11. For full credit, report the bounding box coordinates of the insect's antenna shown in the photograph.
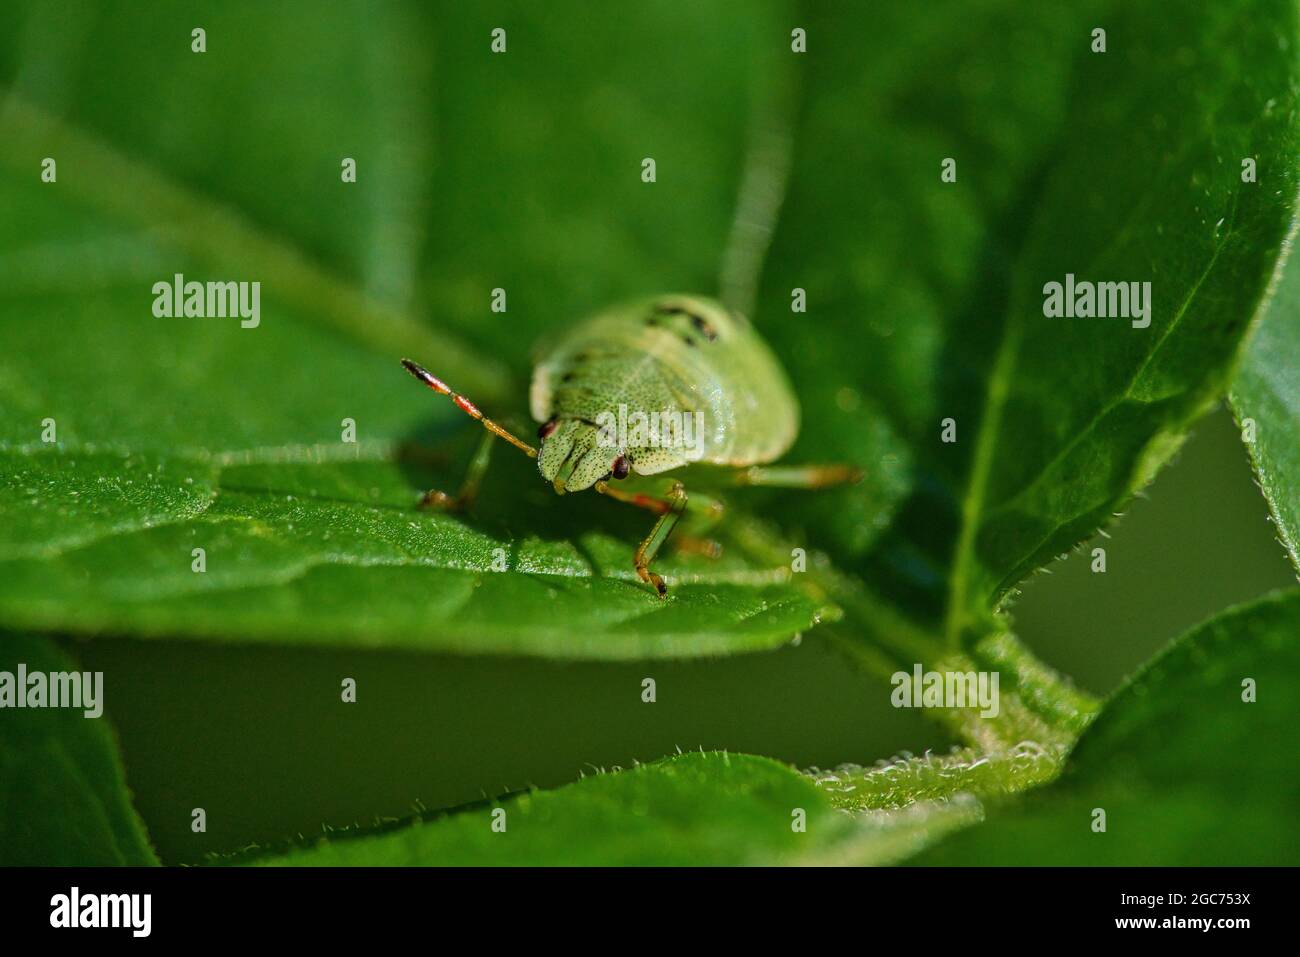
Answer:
[401,358,537,458]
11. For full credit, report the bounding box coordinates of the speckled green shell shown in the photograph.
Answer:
[529,295,800,491]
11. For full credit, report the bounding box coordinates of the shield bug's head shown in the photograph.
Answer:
[536,417,626,494]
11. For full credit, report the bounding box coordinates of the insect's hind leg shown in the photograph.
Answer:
[418,429,496,512]
[595,479,689,598]
[727,463,863,489]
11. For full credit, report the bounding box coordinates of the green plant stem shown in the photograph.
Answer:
[724,510,1100,753]
[806,740,1070,813]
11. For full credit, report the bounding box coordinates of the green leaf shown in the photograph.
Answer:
[7,1,1294,666]
[0,1,829,658]
[1230,244,1300,575]
[0,445,832,658]
[910,589,1300,865]
[241,751,860,866]
[0,634,158,865]
[243,744,1078,867]
[753,0,1300,642]
[242,741,1082,868]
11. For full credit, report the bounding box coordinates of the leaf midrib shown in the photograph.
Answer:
[942,106,1250,642]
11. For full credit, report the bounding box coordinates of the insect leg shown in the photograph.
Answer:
[418,429,495,512]
[590,481,674,514]
[674,489,725,558]
[597,479,724,558]
[672,535,723,559]
[727,463,863,488]
[401,358,537,458]
[595,479,688,598]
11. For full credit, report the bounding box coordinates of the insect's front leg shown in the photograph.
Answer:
[598,477,725,555]
[594,479,689,597]
[418,429,496,512]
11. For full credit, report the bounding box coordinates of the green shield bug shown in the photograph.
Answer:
[402,294,860,597]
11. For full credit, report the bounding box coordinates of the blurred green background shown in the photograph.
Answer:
[69,405,1295,863]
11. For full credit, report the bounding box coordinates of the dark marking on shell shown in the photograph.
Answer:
[653,300,717,342]
[690,314,718,341]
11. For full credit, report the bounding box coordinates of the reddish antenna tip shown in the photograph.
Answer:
[401,358,450,395]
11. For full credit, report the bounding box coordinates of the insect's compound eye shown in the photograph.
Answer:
[612,455,630,480]
[537,418,559,441]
